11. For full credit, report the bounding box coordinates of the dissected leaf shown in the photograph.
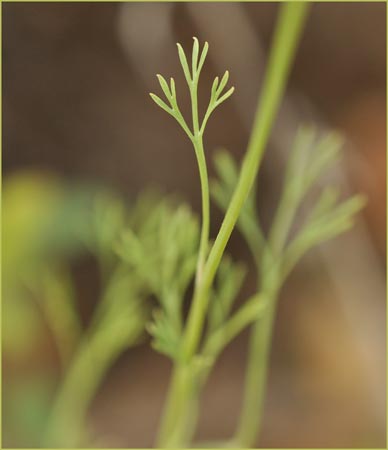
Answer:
[116,195,200,359]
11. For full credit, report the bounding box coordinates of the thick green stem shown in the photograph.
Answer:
[155,363,201,448]
[42,301,144,449]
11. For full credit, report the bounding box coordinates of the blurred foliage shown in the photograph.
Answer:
[2,172,150,447]
[3,172,72,359]
[211,126,366,283]
[210,126,365,446]
[2,127,366,448]
[207,256,247,334]
[3,171,248,447]
[117,195,199,360]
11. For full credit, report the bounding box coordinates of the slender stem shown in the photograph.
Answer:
[182,1,310,362]
[233,169,306,446]
[156,4,309,446]
[155,68,210,450]
[193,137,210,286]
[235,295,277,447]
[233,186,304,447]
[190,75,210,287]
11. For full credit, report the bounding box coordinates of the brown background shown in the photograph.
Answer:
[3,2,386,448]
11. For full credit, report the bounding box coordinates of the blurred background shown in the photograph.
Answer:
[2,2,386,448]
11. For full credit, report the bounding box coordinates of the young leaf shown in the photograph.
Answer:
[156,74,172,101]
[192,37,199,76]
[150,93,172,114]
[177,43,192,85]
[197,41,209,76]
[216,71,230,97]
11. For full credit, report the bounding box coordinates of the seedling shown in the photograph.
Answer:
[4,3,365,448]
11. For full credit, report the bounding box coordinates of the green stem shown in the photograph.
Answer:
[193,136,210,287]
[43,299,143,448]
[233,162,306,446]
[182,0,309,363]
[203,292,267,359]
[155,363,201,448]
[43,332,119,447]
[235,296,277,447]
[155,74,210,450]
[233,189,302,447]
[156,3,309,447]
[190,73,210,288]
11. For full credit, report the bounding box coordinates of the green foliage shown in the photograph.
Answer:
[150,38,235,323]
[28,265,81,367]
[116,193,253,382]
[207,256,247,334]
[211,125,365,447]
[5,375,56,446]
[75,189,126,276]
[43,189,151,447]
[148,37,238,370]
[150,37,234,141]
[211,150,264,266]
[2,173,151,447]
[117,195,200,360]
[269,126,366,280]
[5,6,366,448]
[90,268,147,353]
[2,287,45,359]
[2,172,66,284]
[211,125,366,285]
[2,173,82,363]
[148,7,317,445]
